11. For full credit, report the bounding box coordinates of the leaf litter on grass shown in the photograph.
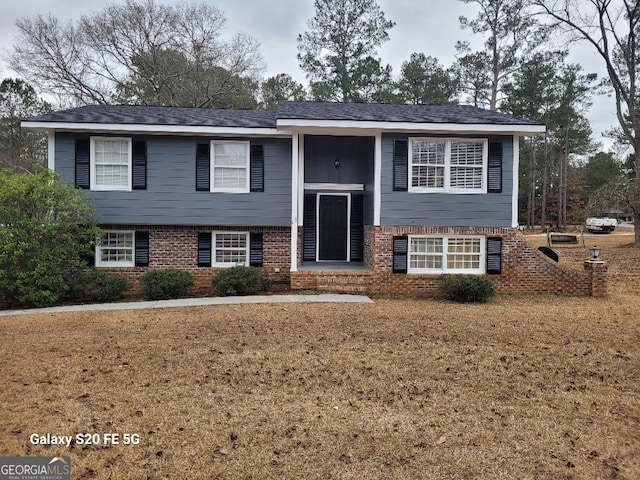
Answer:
[0,231,639,479]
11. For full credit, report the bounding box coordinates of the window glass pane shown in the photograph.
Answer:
[450,141,484,190]
[214,167,247,189]
[411,141,445,189]
[451,167,483,189]
[215,233,247,265]
[212,143,248,189]
[410,237,443,270]
[94,139,129,187]
[214,143,247,167]
[412,141,445,165]
[451,142,483,165]
[100,232,133,264]
[446,238,481,270]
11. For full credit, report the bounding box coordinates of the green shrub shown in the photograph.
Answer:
[68,269,129,303]
[0,167,100,308]
[140,269,194,300]
[212,266,270,296]
[440,275,495,303]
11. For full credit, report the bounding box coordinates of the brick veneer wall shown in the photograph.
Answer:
[293,225,608,297]
[98,225,290,294]
[98,224,607,298]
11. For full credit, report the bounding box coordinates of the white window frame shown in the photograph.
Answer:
[90,137,132,191]
[212,231,250,267]
[210,140,250,193]
[96,230,135,267]
[408,235,486,274]
[408,138,488,194]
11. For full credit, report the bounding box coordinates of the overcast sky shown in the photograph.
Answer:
[0,0,617,151]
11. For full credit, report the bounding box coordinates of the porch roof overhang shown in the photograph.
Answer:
[276,118,546,137]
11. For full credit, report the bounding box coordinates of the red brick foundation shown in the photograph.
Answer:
[98,224,607,298]
[98,225,290,295]
[292,226,608,297]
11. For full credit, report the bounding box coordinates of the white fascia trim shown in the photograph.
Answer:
[21,122,284,137]
[276,118,546,135]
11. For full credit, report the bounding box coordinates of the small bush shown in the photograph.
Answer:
[212,266,270,296]
[440,275,495,303]
[140,269,194,300]
[69,269,129,303]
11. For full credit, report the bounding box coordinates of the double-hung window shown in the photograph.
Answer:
[96,231,134,267]
[213,232,249,266]
[408,235,485,274]
[91,137,132,190]
[409,138,487,193]
[211,141,250,192]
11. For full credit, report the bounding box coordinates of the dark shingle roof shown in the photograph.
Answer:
[277,101,542,126]
[25,102,542,128]
[26,104,277,128]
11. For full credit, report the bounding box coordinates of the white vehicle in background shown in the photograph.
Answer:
[586,217,618,233]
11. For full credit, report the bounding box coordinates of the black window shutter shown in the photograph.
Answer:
[196,143,210,191]
[250,232,264,267]
[393,139,409,191]
[486,236,502,274]
[132,140,147,190]
[350,194,364,262]
[135,231,150,267]
[488,142,503,193]
[393,236,408,273]
[75,138,90,189]
[250,144,264,192]
[197,232,212,267]
[303,194,317,261]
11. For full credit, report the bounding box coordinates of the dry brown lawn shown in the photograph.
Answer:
[1,229,639,479]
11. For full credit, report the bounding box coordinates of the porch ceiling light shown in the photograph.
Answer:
[589,244,601,259]
[334,158,341,169]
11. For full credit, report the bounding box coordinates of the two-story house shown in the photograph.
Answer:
[23,101,606,296]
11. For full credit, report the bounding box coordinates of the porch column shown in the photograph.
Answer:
[374,131,382,226]
[48,131,55,170]
[291,133,299,272]
[512,135,520,228]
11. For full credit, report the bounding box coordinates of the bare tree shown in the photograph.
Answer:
[10,0,265,107]
[531,0,640,244]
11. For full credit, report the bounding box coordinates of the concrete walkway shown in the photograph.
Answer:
[0,294,374,317]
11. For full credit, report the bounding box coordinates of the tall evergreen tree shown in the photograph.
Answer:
[503,55,595,228]
[532,0,640,244]
[297,0,395,102]
[456,0,547,110]
[397,53,460,105]
[0,78,51,172]
[260,74,307,109]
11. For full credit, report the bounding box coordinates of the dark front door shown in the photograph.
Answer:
[318,194,348,261]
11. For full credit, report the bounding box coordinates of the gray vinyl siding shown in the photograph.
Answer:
[380,133,514,227]
[304,135,375,225]
[55,133,291,226]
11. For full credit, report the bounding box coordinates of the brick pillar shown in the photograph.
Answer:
[584,260,608,297]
